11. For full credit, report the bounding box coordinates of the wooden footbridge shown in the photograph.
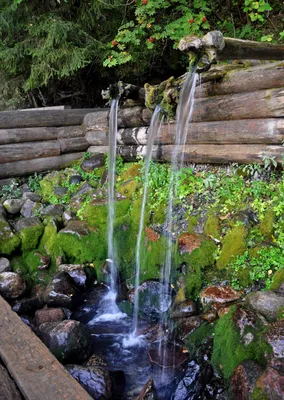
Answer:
[0,295,92,400]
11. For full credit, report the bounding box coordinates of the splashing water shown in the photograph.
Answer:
[159,67,198,371]
[123,105,164,347]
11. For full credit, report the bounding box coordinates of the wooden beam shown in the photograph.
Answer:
[219,37,284,61]
[58,138,89,154]
[112,119,284,146]
[0,296,92,400]
[0,141,61,163]
[0,153,84,178]
[88,144,284,164]
[0,109,101,129]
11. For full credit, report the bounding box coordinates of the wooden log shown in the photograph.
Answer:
[82,110,109,132]
[197,62,284,98]
[112,144,284,164]
[0,364,21,400]
[85,131,108,146]
[114,118,284,145]
[0,126,84,145]
[192,88,284,122]
[118,106,144,128]
[0,296,92,400]
[58,137,89,153]
[219,37,284,61]
[0,141,60,163]
[0,109,100,129]
[0,153,84,178]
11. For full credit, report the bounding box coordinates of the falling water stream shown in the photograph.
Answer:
[123,105,164,347]
[159,67,198,372]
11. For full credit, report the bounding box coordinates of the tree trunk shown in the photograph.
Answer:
[58,138,89,153]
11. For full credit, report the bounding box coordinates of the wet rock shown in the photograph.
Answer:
[66,364,112,399]
[0,215,21,254]
[256,367,284,400]
[148,342,189,368]
[171,360,213,400]
[34,252,50,271]
[62,210,76,225]
[22,191,42,202]
[81,154,105,172]
[0,364,22,400]
[35,308,67,325]
[12,296,44,315]
[178,233,202,255]
[137,323,165,343]
[128,280,171,321]
[145,227,160,243]
[0,204,6,217]
[20,199,43,218]
[41,204,64,217]
[58,264,87,287]
[230,360,264,400]
[59,220,89,238]
[172,300,197,318]
[54,187,68,197]
[202,309,217,323]
[233,306,258,336]
[200,285,241,305]
[175,316,203,341]
[85,354,108,367]
[77,183,94,195]
[39,320,92,363]
[265,320,284,359]
[44,272,81,308]
[246,291,284,322]
[217,305,231,318]
[137,379,157,400]
[0,272,26,299]
[3,198,24,214]
[0,257,11,273]
[69,174,83,185]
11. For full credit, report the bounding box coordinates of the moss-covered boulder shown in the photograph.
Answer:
[0,216,21,255]
[259,208,274,239]
[217,225,247,270]
[15,217,44,251]
[204,212,221,239]
[211,305,271,380]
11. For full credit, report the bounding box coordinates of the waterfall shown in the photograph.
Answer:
[123,105,164,347]
[159,67,198,366]
[107,98,119,293]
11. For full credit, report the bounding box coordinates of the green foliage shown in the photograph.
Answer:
[28,173,43,192]
[0,180,21,200]
[230,246,284,290]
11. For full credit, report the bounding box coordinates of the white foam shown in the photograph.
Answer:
[122,333,145,348]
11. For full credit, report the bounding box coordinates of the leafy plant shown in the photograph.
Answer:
[28,173,43,192]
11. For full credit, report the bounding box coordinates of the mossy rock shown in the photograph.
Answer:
[259,208,274,239]
[204,212,220,239]
[116,179,140,199]
[217,225,247,270]
[84,199,131,229]
[39,220,61,257]
[187,321,215,356]
[270,269,284,290]
[16,218,44,251]
[151,204,166,224]
[22,250,57,285]
[0,217,21,255]
[120,163,141,181]
[211,306,271,380]
[184,265,202,300]
[39,170,68,200]
[187,215,198,233]
[252,387,269,400]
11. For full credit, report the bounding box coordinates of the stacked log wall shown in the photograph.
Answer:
[0,62,283,178]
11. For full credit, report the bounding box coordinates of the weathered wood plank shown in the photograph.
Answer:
[196,62,284,98]
[114,119,284,145]
[0,364,22,400]
[88,144,284,165]
[58,137,89,153]
[0,296,92,400]
[219,37,284,61]
[0,141,61,163]
[0,153,84,178]
[0,109,100,129]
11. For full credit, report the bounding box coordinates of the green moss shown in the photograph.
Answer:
[187,215,198,233]
[185,265,202,300]
[20,224,44,251]
[39,171,66,200]
[0,218,21,255]
[139,234,168,280]
[184,240,217,269]
[270,268,284,290]
[259,208,274,239]
[212,306,271,380]
[204,213,220,238]
[117,180,140,199]
[217,225,247,270]
[58,230,107,266]
[39,221,61,257]
[252,387,269,400]
[187,321,215,356]
[84,200,107,228]
[151,204,166,224]
[120,163,141,181]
